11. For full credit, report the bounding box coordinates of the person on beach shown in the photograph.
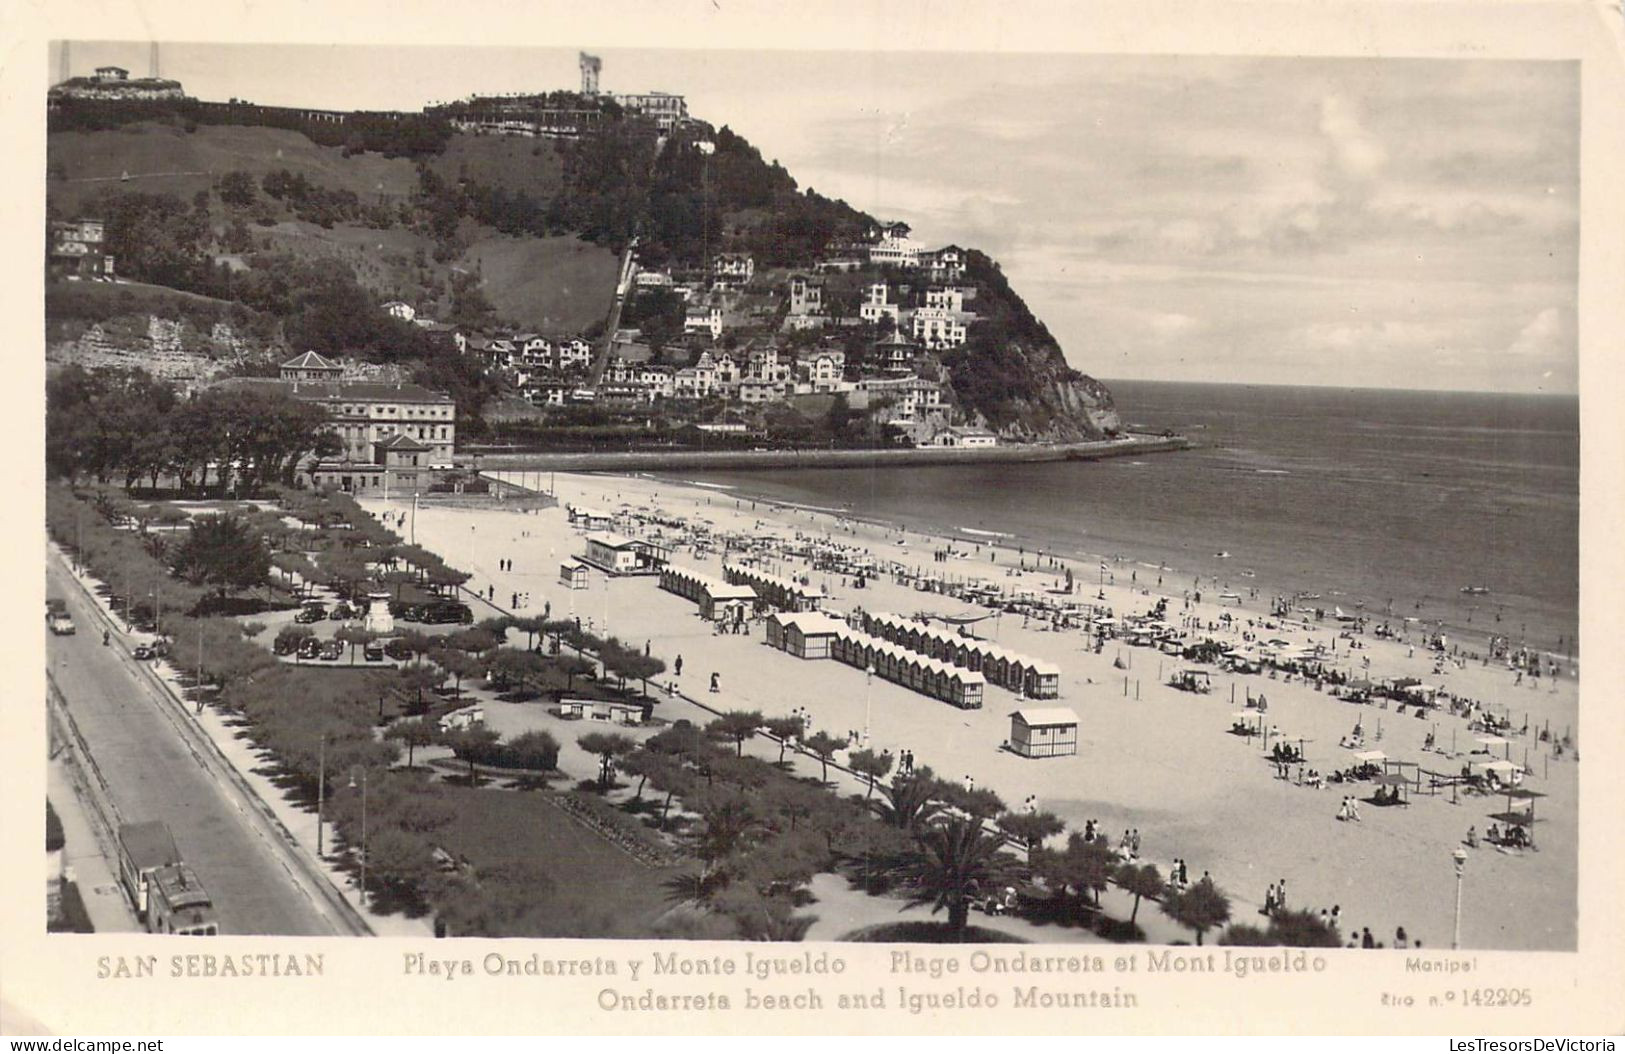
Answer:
[675,655,683,677]
[709,672,720,693]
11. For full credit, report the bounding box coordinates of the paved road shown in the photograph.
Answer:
[46,559,336,936]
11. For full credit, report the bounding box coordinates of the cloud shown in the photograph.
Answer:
[1506,307,1565,358]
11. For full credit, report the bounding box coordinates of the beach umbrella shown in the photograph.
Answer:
[1496,786,1546,826]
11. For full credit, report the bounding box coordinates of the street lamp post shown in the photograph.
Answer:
[863,665,876,747]
[316,735,326,856]
[349,769,369,909]
[1451,846,1468,949]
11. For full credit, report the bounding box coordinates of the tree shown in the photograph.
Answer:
[1034,833,1115,914]
[396,662,444,715]
[168,515,271,596]
[762,715,805,765]
[385,717,438,768]
[801,731,848,784]
[577,732,638,792]
[1113,861,1166,925]
[441,725,501,784]
[428,646,482,697]
[846,748,894,799]
[890,816,1022,940]
[1161,875,1232,946]
[218,170,258,208]
[275,623,316,661]
[997,810,1066,864]
[1264,908,1342,948]
[707,710,765,758]
[1217,924,1276,946]
[335,624,375,666]
[620,747,679,801]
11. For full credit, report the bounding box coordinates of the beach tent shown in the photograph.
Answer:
[1352,750,1388,763]
[1369,772,1412,805]
[1492,787,1546,826]
[1476,735,1513,759]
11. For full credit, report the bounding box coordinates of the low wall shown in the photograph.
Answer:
[468,435,1190,474]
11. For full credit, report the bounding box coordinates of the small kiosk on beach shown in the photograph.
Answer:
[1010,707,1079,758]
[559,561,591,590]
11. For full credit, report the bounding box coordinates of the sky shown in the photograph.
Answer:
[51,42,1579,393]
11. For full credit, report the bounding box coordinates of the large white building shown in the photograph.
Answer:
[911,307,968,350]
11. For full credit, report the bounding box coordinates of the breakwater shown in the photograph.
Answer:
[466,434,1189,473]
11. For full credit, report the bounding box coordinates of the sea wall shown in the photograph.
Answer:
[467,434,1190,474]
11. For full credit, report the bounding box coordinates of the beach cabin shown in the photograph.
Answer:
[567,505,616,531]
[581,532,664,576]
[766,611,847,658]
[724,563,826,612]
[659,565,759,623]
[553,698,646,725]
[559,561,591,590]
[1010,708,1079,758]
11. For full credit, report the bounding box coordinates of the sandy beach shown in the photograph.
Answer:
[361,470,1578,950]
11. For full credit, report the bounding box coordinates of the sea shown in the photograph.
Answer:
[661,381,1580,656]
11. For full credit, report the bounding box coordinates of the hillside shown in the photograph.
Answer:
[44,104,1118,441]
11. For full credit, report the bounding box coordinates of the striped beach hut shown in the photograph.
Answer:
[1010,707,1079,758]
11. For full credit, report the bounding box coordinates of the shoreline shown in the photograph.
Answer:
[463,433,1191,473]
[621,471,1578,669]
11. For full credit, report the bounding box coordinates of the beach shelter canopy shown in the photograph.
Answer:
[1480,759,1520,774]
[1504,788,1546,801]
[1353,750,1388,763]
[1231,711,1262,723]
[1372,773,1409,786]
[1477,736,1511,748]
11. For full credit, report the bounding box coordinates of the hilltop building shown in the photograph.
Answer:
[48,218,114,280]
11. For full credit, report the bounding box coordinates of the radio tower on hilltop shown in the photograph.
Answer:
[579,52,600,96]
[150,41,160,79]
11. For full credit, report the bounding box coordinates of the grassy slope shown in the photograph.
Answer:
[258,220,439,300]
[433,787,681,936]
[425,135,564,198]
[47,123,420,214]
[47,125,617,334]
[460,230,617,335]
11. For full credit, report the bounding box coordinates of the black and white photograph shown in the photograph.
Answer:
[9,1,1624,1038]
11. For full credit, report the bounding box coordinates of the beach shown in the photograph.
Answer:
[362,468,1578,950]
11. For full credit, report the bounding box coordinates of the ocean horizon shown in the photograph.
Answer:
[662,379,1580,656]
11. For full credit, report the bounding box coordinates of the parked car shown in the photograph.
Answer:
[132,644,153,660]
[272,636,295,656]
[319,639,344,661]
[295,606,325,625]
[420,602,474,625]
[329,602,355,621]
[296,637,322,660]
[150,638,171,658]
[388,601,422,623]
[363,641,385,662]
[383,638,414,662]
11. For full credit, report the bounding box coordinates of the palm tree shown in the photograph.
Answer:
[890,816,1022,940]
[874,768,943,831]
[1161,875,1232,946]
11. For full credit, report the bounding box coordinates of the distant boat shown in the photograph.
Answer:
[1240,569,1256,578]
[1460,586,1491,596]
[1215,551,1231,559]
